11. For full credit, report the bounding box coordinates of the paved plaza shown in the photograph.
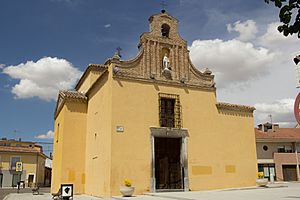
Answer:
[3,182,300,200]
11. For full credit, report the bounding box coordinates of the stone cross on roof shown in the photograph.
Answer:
[116,47,122,57]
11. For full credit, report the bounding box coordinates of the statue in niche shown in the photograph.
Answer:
[162,53,172,79]
[163,54,171,71]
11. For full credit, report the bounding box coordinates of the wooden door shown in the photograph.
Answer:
[283,165,297,181]
[155,137,182,190]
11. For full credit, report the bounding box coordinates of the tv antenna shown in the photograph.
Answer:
[268,114,273,124]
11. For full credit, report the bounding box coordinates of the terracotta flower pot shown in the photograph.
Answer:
[120,186,135,197]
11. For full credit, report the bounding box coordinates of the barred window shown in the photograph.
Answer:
[159,93,181,128]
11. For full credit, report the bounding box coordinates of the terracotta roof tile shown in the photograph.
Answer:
[255,128,300,140]
[0,146,41,153]
[59,90,87,100]
[216,102,255,112]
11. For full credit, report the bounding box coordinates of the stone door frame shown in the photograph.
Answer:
[150,127,189,192]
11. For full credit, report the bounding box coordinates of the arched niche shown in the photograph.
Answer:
[160,48,170,68]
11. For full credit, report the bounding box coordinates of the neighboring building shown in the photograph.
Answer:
[256,123,300,181]
[52,11,257,197]
[44,158,52,187]
[0,138,47,187]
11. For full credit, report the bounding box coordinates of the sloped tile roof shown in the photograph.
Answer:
[216,102,255,112]
[0,146,41,153]
[59,90,87,100]
[75,64,107,90]
[255,128,300,140]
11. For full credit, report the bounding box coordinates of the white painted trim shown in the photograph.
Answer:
[150,127,189,192]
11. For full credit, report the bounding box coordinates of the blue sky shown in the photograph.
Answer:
[0,0,299,155]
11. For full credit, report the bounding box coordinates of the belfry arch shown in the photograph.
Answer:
[161,23,170,37]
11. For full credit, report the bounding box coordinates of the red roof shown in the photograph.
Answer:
[255,128,300,141]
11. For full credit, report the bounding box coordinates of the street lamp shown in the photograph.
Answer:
[294,55,300,65]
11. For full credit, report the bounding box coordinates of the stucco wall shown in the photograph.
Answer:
[51,108,65,193]
[51,101,87,194]
[77,70,102,94]
[256,142,294,159]
[84,71,112,197]
[0,152,45,187]
[109,78,257,195]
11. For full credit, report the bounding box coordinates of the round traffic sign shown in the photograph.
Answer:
[294,93,300,124]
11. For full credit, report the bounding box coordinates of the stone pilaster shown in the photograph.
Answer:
[156,42,160,77]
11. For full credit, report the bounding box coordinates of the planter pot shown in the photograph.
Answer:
[256,178,268,187]
[120,186,135,197]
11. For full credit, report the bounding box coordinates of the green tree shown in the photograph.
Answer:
[265,0,300,38]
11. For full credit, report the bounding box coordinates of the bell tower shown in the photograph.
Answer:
[109,11,215,90]
[139,10,190,81]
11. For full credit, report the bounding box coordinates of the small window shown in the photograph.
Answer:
[160,98,175,127]
[277,146,285,153]
[263,145,268,151]
[159,93,181,128]
[277,145,293,153]
[285,145,293,153]
[10,156,21,170]
[161,24,170,37]
[56,123,60,143]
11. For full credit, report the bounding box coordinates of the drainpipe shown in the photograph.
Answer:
[295,142,300,181]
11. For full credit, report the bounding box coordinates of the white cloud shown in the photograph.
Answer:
[254,99,296,127]
[227,20,258,42]
[0,64,5,69]
[2,57,82,101]
[258,22,299,51]
[189,39,275,88]
[35,130,54,139]
[104,24,111,28]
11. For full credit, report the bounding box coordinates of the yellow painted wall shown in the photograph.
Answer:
[77,70,102,93]
[84,70,112,197]
[51,101,87,194]
[108,78,257,195]
[0,152,45,185]
[51,107,65,193]
[52,66,257,197]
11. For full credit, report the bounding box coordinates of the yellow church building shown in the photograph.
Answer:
[52,11,257,197]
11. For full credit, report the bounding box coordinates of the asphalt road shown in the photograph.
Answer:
[0,188,50,200]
